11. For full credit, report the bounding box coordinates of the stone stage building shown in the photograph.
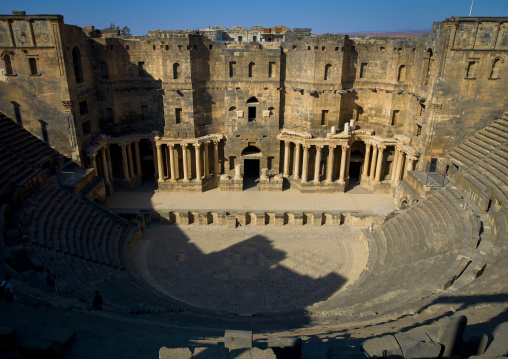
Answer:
[1,13,506,195]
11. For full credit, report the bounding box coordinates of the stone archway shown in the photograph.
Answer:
[241,145,262,190]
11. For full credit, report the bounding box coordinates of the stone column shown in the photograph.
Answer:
[362,141,371,178]
[391,148,400,182]
[394,150,405,183]
[101,148,110,185]
[407,156,417,172]
[173,146,179,180]
[301,145,310,183]
[213,140,220,175]
[121,143,130,180]
[283,141,290,177]
[313,145,323,184]
[369,145,378,181]
[326,145,336,183]
[169,144,176,181]
[338,145,349,184]
[134,140,141,176]
[127,142,135,178]
[156,144,164,181]
[90,153,98,176]
[345,144,351,179]
[203,142,210,178]
[293,143,301,180]
[106,145,113,180]
[374,145,386,183]
[186,146,192,178]
[194,143,202,182]
[151,140,158,179]
[182,143,189,181]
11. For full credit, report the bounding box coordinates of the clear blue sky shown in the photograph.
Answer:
[2,0,507,35]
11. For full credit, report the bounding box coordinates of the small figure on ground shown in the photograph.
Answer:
[1,275,15,303]
[46,269,58,294]
[92,290,105,311]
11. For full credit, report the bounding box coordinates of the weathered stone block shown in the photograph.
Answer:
[158,347,192,359]
[228,348,275,358]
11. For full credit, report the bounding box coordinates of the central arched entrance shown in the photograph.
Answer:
[241,145,261,190]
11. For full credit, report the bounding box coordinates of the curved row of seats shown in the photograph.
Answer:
[311,184,484,318]
[20,184,131,270]
[0,113,61,205]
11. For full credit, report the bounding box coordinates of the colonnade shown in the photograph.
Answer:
[156,139,221,182]
[282,140,352,184]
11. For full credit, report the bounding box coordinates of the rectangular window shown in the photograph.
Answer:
[106,108,114,123]
[238,36,243,43]
[253,36,257,42]
[153,45,156,50]
[101,62,108,79]
[166,45,169,50]
[175,108,182,124]
[82,120,91,135]
[321,110,329,126]
[360,63,367,79]
[391,110,399,126]
[269,62,275,78]
[267,156,274,170]
[416,124,422,137]
[209,45,213,50]
[79,100,88,116]
[229,156,235,171]
[229,61,236,77]
[125,45,129,50]
[138,62,145,77]
[248,107,256,122]
[28,58,38,75]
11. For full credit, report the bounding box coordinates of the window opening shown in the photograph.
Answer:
[79,100,88,116]
[229,61,236,77]
[360,63,367,79]
[321,110,329,126]
[4,54,13,75]
[391,110,399,126]
[175,108,182,124]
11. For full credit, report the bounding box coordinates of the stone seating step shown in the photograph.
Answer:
[449,150,473,168]
[478,162,508,193]
[466,166,508,205]
[452,147,475,165]
[400,210,427,257]
[483,126,508,142]
[411,203,439,253]
[484,156,508,179]
[394,214,417,261]
[419,198,447,249]
[458,143,484,161]
[469,135,497,153]
[478,128,505,145]
[463,140,490,157]
[489,122,508,135]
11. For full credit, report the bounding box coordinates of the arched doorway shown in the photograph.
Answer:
[349,150,363,187]
[241,145,261,190]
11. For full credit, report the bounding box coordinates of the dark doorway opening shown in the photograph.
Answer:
[248,107,256,122]
[243,159,260,190]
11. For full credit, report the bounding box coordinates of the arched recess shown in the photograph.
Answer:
[490,57,503,79]
[228,106,236,111]
[246,97,259,122]
[268,107,275,116]
[173,63,180,79]
[324,64,332,80]
[72,47,83,83]
[241,146,261,156]
[397,65,406,82]
[248,62,255,78]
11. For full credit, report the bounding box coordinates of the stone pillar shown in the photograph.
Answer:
[121,143,130,180]
[173,146,179,180]
[338,145,349,184]
[345,144,351,179]
[313,145,323,184]
[293,143,301,180]
[234,164,242,179]
[203,142,210,178]
[369,145,378,181]
[101,148,110,185]
[182,143,189,182]
[169,144,176,181]
[106,145,113,180]
[407,156,417,172]
[213,140,220,175]
[90,153,98,176]
[151,141,158,179]
[301,145,310,183]
[134,140,141,176]
[156,144,164,182]
[374,145,386,183]
[326,145,336,183]
[127,142,135,178]
[391,148,400,182]
[283,141,290,177]
[394,150,405,183]
[362,141,371,177]
[186,146,192,178]
[194,143,202,182]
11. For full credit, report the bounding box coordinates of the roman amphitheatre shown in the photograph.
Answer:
[0,11,507,358]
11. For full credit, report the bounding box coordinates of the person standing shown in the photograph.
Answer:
[1,275,15,303]
[92,290,105,310]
